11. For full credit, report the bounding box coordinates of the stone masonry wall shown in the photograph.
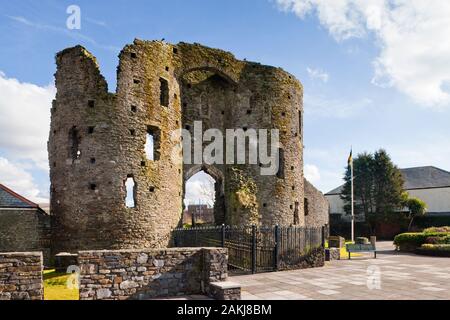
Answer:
[304,178,329,228]
[278,247,325,271]
[49,40,305,254]
[0,252,43,300]
[78,247,228,300]
[0,209,51,266]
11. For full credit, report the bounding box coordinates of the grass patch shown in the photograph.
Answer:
[43,269,79,300]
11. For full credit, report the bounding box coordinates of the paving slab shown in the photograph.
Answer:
[232,241,450,300]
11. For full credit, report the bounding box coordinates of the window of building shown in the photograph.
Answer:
[69,126,81,160]
[304,198,309,216]
[125,176,136,208]
[294,201,300,225]
[145,126,161,161]
[159,78,169,107]
[276,148,285,179]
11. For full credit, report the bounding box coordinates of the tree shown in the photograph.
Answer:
[403,195,427,231]
[199,178,215,208]
[341,152,374,218]
[340,149,405,234]
[372,150,405,216]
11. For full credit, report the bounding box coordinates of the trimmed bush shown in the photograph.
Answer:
[420,244,450,251]
[393,232,449,251]
[440,235,450,244]
[423,226,450,233]
[425,235,450,244]
[425,236,442,244]
[417,244,450,257]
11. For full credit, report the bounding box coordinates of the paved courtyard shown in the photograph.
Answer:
[230,242,450,300]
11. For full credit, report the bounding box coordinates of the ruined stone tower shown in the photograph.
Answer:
[49,40,304,254]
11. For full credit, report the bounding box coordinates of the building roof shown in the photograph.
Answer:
[401,166,450,189]
[0,184,43,210]
[325,166,450,195]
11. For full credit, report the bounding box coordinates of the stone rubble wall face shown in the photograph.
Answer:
[0,252,43,300]
[304,179,330,228]
[0,210,51,265]
[278,247,325,271]
[78,247,228,300]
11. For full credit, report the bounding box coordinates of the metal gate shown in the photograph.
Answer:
[172,225,326,274]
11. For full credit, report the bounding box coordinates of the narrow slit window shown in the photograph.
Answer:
[298,111,302,134]
[294,201,300,225]
[304,198,309,216]
[276,148,285,179]
[68,126,81,160]
[125,177,136,208]
[145,126,161,161]
[159,78,169,107]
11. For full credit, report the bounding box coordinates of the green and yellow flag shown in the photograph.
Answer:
[348,149,353,167]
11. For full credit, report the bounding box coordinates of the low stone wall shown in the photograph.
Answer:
[278,247,325,271]
[0,252,43,300]
[209,281,241,300]
[78,247,233,300]
[325,248,340,261]
[328,236,345,248]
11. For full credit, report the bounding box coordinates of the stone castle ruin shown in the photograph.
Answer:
[48,39,328,255]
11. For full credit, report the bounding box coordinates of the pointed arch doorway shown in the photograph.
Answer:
[183,164,225,226]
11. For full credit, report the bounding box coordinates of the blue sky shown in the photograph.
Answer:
[1,0,450,204]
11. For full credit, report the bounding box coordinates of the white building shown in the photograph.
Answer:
[326,166,450,221]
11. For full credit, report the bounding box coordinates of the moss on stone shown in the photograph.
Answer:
[229,167,259,225]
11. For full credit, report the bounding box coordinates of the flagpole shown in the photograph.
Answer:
[351,156,355,243]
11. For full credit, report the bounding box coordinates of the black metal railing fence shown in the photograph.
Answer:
[172,224,326,274]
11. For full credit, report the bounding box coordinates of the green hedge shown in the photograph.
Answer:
[420,244,450,251]
[423,226,450,233]
[393,232,449,250]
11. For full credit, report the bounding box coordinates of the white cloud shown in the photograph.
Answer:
[85,17,108,27]
[387,135,450,172]
[304,93,372,118]
[6,15,120,52]
[0,72,55,170]
[0,157,48,203]
[304,164,321,184]
[307,67,329,83]
[276,0,450,108]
